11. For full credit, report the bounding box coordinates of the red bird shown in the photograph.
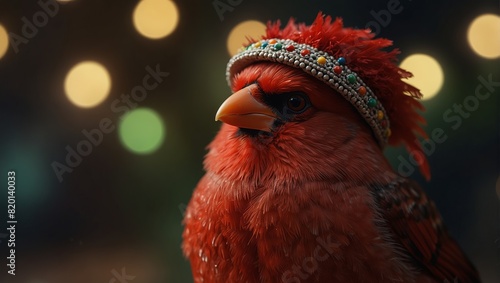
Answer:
[182,13,480,283]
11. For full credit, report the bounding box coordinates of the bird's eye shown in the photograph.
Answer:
[286,94,307,113]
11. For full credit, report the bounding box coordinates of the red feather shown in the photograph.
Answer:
[373,179,480,282]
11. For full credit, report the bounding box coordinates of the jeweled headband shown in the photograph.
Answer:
[226,38,391,147]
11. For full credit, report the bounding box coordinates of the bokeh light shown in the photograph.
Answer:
[399,54,444,100]
[133,0,179,39]
[64,61,111,108]
[227,20,266,56]
[0,24,8,60]
[467,14,500,59]
[119,108,165,154]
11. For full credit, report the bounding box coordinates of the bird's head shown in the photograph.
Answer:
[207,13,431,183]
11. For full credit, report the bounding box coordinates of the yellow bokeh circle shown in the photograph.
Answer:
[64,61,112,108]
[400,54,444,100]
[133,0,179,39]
[227,20,266,56]
[0,24,9,60]
[467,14,500,59]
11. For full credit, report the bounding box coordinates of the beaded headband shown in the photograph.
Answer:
[226,38,391,147]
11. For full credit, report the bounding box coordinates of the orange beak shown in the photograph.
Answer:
[215,84,277,132]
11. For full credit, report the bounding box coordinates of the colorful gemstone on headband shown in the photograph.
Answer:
[333,66,342,75]
[269,39,277,44]
[358,86,367,96]
[386,128,392,137]
[317,56,327,65]
[254,41,261,48]
[381,120,388,127]
[300,49,310,56]
[368,98,377,108]
[274,43,282,50]
[261,41,268,48]
[333,66,342,74]
[347,74,356,84]
[377,110,384,120]
[286,45,295,52]
[337,57,346,65]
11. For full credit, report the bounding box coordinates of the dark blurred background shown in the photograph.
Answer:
[0,0,498,282]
